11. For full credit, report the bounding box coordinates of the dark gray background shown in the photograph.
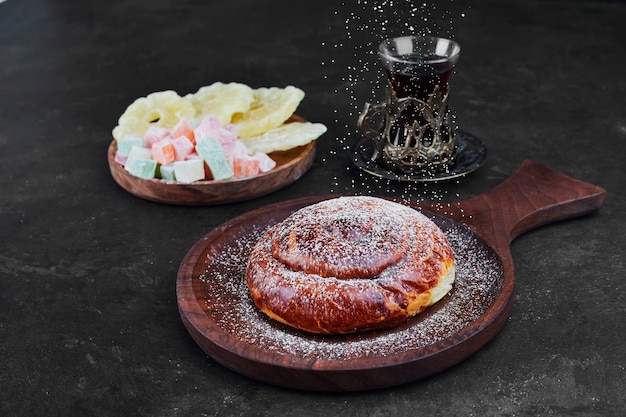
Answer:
[1,0,624,415]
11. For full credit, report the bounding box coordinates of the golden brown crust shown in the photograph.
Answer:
[245,196,455,334]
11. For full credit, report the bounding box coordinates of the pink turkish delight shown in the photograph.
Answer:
[171,136,195,161]
[144,126,171,147]
[171,117,196,144]
[254,151,277,172]
[194,115,237,146]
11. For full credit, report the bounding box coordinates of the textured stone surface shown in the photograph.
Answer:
[1,0,624,415]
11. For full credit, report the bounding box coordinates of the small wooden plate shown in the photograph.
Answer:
[107,116,316,205]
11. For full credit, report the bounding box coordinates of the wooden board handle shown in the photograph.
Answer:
[419,160,606,253]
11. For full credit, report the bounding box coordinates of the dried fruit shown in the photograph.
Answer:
[230,86,305,138]
[113,91,196,140]
[186,82,254,125]
[240,122,327,154]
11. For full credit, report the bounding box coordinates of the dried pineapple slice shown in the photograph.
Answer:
[231,86,305,138]
[239,122,327,154]
[187,82,254,125]
[113,90,196,140]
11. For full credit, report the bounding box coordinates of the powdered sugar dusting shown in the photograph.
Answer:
[195,207,502,361]
[271,197,419,279]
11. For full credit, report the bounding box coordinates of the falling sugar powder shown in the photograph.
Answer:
[320,2,471,203]
[324,1,466,149]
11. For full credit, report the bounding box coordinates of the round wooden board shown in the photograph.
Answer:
[107,115,316,205]
[177,195,510,391]
[176,161,606,391]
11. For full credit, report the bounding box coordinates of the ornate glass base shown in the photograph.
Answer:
[358,85,458,175]
[350,130,487,183]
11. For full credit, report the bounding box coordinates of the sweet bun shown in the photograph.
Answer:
[245,196,455,334]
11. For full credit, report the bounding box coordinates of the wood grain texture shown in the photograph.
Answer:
[418,159,607,278]
[107,115,316,205]
[176,160,605,391]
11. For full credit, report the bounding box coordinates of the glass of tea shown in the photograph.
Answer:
[358,35,461,174]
